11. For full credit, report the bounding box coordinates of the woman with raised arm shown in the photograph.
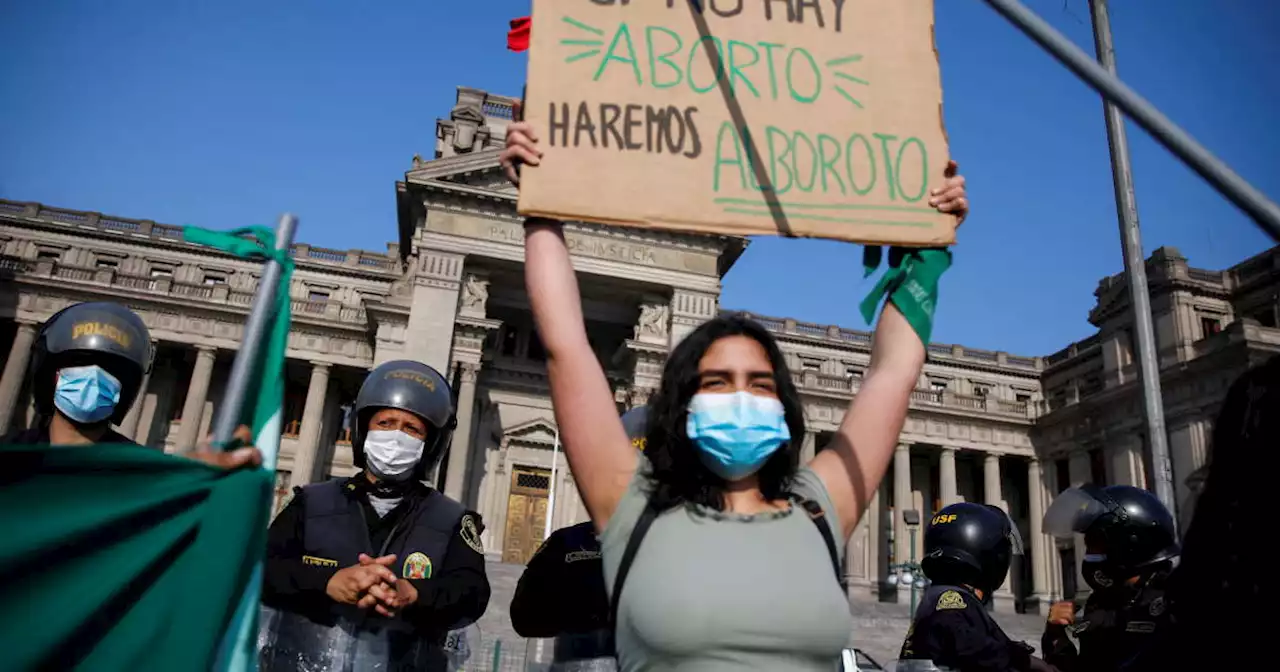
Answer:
[500,110,968,671]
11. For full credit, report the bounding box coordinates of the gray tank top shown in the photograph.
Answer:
[600,456,854,671]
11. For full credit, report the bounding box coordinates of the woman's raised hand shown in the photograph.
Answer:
[500,102,542,187]
[929,159,968,225]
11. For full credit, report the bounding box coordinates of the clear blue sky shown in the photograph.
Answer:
[2,1,1276,356]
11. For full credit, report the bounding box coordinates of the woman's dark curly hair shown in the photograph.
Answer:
[1128,355,1279,670]
[642,314,806,511]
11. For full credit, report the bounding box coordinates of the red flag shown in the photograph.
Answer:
[508,16,531,52]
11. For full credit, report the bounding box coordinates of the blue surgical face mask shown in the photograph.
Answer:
[54,365,122,425]
[686,391,791,481]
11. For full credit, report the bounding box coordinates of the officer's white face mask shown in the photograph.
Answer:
[364,430,425,481]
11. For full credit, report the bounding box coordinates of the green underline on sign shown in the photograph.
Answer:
[714,197,935,214]
[565,49,601,64]
[721,207,935,228]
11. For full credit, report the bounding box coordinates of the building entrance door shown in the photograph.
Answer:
[502,465,551,565]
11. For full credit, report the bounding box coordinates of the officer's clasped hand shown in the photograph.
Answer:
[1047,600,1075,626]
[355,553,420,618]
[327,553,399,606]
[325,553,420,618]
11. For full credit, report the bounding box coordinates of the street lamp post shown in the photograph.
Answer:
[888,509,926,615]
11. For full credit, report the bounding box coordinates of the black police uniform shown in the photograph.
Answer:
[508,407,648,671]
[257,359,490,672]
[899,584,1039,672]
[510,521,614,665]
[259,474,491,672]
[1042,571,1171,672]
[897,502,1054,672]
[1040,484,1178,672]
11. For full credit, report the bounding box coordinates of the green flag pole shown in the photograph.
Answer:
[210,214,298,449]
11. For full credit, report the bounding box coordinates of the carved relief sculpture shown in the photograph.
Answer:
[460,273,489,316]
[635,302,670,343]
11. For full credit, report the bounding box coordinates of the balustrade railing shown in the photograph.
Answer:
[1,199,401,274]
[11,258,368,326]
[799,374,1035,419]
[738,311,1042,374]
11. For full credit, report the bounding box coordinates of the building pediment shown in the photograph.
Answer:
[406,148,505,184]
[498,417,559,449]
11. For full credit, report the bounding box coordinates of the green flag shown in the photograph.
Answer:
[184,224,294,671]
[0,225,292,671]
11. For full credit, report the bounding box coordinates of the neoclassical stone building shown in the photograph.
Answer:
[2,86,1277,614]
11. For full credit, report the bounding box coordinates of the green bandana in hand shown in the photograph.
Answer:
[859,246,952,345]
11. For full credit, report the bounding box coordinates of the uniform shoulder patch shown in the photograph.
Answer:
[1148,596,1166,616]
[460,514,484,554]
[403,551,433,579]
[936,590,968,611]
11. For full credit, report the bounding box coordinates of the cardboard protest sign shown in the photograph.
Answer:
[517,0,955,246]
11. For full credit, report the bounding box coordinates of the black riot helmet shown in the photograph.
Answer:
[28,301,153,425]
[352,360,457,481]
[921,502,1025,596]
[1043,484,1178,592]
[621,405,648,451]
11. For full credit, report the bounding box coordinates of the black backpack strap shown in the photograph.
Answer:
[796,497,847,592]
[609,499,660,628]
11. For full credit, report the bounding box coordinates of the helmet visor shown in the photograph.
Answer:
[1003,509,1025,556]
[1042,486,1112,539]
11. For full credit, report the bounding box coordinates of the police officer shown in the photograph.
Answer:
[3,301,262,467]
[508,407,648,672]
[897,502,1057,672]
[1040,484,1178,672]
[3,301,153,446]
[258,359,492,672]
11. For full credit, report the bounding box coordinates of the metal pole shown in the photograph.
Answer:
[980,0,1280,243]
[210,213,298,449]
[545,427,559,540]
[909,528,918,615]
[1087,0,1177,521]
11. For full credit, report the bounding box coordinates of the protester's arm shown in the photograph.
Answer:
[400,513,492,632]
[810,162,967,539]
[502,116,637,533]
[261,492,337,608]
[509,533,569,637]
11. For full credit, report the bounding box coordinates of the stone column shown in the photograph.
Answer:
[288,362,332,489]
[1028,457,1050,608]
[175,346,217,453]
[939,447,959,506]
[669,289,718,349]
[1068,452,1093,595]
[865,486,882,597]
[116,356,154,439]
[800,430,817,463]
[893,444,912,569]
[983,453,1003,506]
[403,250,465,374]
[444,362,480,501]
[0,321,38,435]
[984,453,1014,609]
